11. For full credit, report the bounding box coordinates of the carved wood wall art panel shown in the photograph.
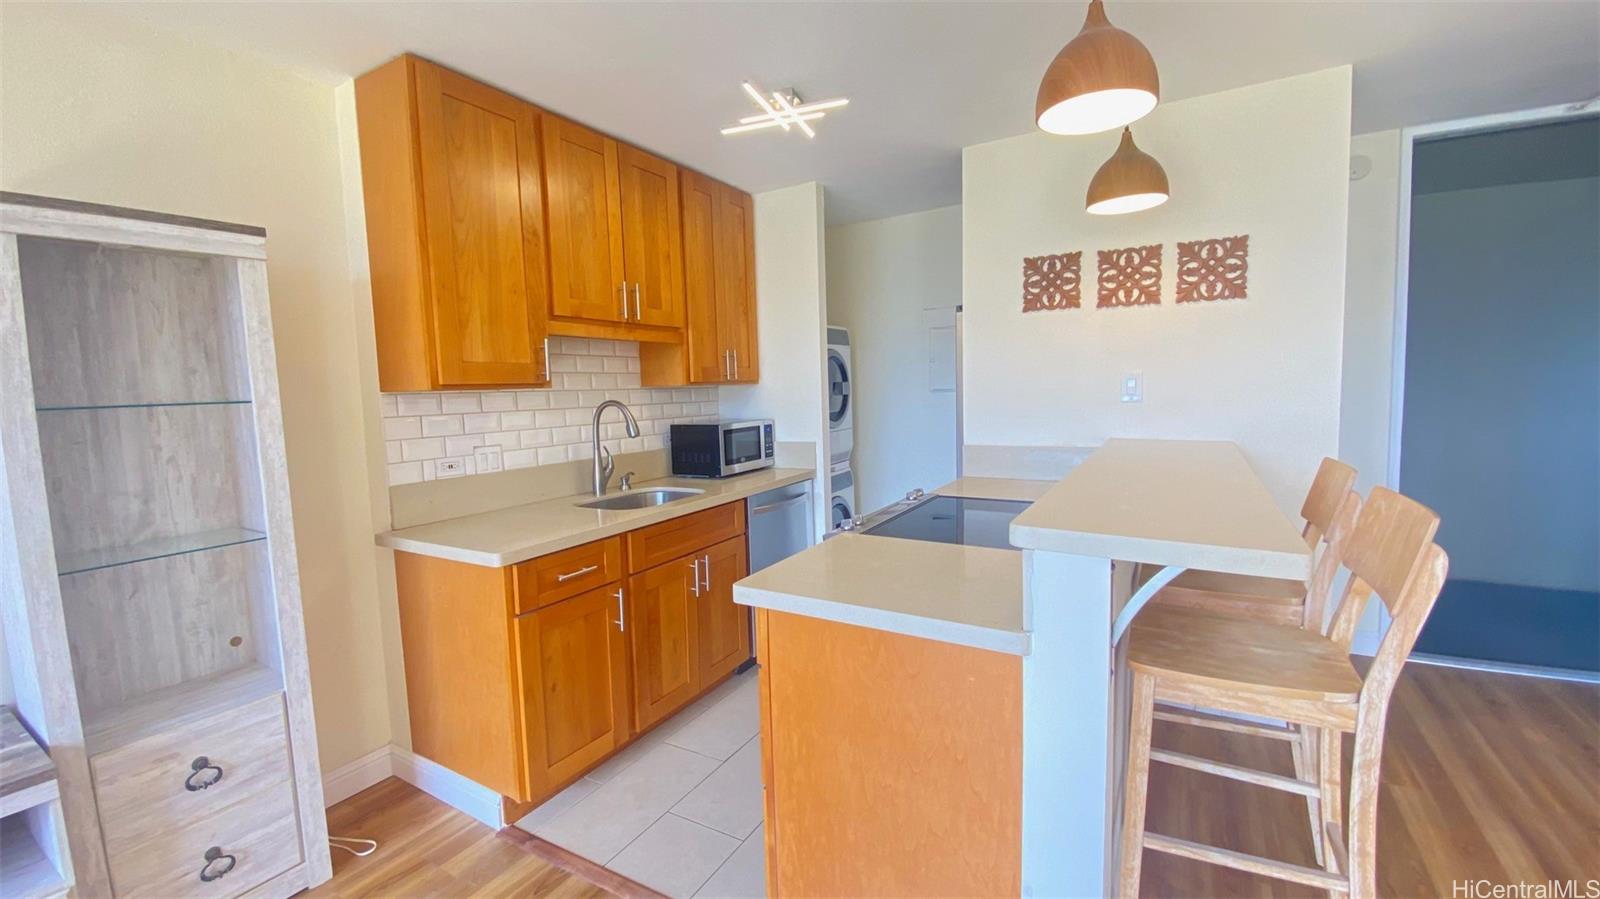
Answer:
[1022,251,1082,312]
[1176,234,1249,302]
[1096,244,1162,308]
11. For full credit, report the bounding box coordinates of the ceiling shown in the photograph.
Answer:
[89,1,1600,224]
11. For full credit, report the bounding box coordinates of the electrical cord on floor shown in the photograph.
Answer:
[329,836,378,857]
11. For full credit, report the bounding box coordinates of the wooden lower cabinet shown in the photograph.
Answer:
[393,502,755,809]
[698,536,751,685]
[627,555,703,730]
[516,583,630,797]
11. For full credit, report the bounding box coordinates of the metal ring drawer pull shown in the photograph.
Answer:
[556,564,600,582]
[199,846,237,882]
[185,756,224,791]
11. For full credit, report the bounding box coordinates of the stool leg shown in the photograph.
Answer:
[1317,726,1348,898]
[1118,671,1157,899]
[1294,726,1325,866]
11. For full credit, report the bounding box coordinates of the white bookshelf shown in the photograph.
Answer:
[0,194,331,897]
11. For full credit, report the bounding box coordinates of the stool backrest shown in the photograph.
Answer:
[1301,489,1361,634]
[1299,457,1358,549]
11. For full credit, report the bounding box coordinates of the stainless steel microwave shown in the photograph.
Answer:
[670,420,775,478]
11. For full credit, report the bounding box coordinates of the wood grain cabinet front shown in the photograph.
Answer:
[513,536,622,614]
[516,584,630,796]
[640,172,758,385]
[697,536,752,685]
[544,115,684,343]
[626,556,704,730]
[355,54,552,391]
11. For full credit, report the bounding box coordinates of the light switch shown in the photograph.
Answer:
[1121,371,1143,403]
[473,445,503,473]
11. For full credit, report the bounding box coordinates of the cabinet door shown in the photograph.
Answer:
[413,60,550,386]
[715,184,759,382]
[617,145,685,328]
[627,557,702,730]
[544,115,626,323]
[516,584,629,795]
[679,170,727,383]
[697,536,751,685]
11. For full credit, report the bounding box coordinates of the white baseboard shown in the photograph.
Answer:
[322,745,395,808]
[388,745,505,829]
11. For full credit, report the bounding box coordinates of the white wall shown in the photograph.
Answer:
[721,183,831,537]
[826,206,961,511]
[962,67,1353,513]
[1402,175,1599,591]
[0,5,394,774]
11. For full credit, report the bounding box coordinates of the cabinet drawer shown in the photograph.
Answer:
[91,691,293,860]
[514,537,622,614]
[105,775,301,898]
[626,501,745,572]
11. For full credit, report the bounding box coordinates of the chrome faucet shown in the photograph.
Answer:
[591,400,640,496]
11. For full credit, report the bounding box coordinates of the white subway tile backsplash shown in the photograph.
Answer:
[396,393,441,416]
[379,338,727,484]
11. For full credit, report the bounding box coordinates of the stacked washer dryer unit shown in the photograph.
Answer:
[827,326,856,531]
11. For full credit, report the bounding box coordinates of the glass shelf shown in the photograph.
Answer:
[57,527,267,576]
[36,399,251,412]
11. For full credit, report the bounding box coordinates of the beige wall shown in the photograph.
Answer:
[0,5,394,774]
[962,67,1353,513]
[826,205,961,511]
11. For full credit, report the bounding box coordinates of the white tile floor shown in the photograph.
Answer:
[516,669,766,898]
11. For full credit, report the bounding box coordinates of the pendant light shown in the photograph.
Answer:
[1035,0,1160,135]
[1085,127,1169,215]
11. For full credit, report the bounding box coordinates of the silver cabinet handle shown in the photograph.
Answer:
[700,553,711,592]
[632,282,642,320]
[752,493,807,515]
[556,564,599,582]
[541,336,550,381]
[690,557,701,597]
[732,349,739,378]
[614,587,625,632]
[619,282,629,321]
[724,349,732,380]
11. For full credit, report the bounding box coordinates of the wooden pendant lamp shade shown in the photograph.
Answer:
[1086,127,1170,215]
[1035,0,1160,135]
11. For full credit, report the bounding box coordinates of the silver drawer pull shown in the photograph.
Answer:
[614,588,626,632]
[184,756,224,792]
[556,564,600,582]
[199,846,236,882]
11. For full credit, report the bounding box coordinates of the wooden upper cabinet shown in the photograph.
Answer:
[697,536,750,686]
[355,55,550,391]
[679,170,730,384]
[516,584,629,796]
[543,115,626,325]
[640,174,759,386]
[627,557,702,730]
[617,145,685,328]
[715,184,759,382]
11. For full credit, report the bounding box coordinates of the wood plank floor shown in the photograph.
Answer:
[309,662,1596,898]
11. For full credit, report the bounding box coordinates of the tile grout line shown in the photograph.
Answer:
[599,746,726,871]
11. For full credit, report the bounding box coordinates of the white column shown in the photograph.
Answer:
[1020,549,1116,898]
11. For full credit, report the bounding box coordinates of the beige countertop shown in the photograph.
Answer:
[1009,438,1311,580]
[376,467,814,567]
[733,478,1033,655]
[734,533,1028,655]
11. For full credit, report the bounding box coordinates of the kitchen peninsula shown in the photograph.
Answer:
[735,439,1311,897]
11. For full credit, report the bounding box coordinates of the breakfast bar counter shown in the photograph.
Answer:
[735,438,1310,898]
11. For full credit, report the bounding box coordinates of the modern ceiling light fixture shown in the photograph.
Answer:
[1085,127,1169,215]
[1035,0,1160,136]
[722,81,849,137]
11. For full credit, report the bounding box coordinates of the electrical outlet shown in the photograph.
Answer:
[1121,371,1143,403]
[435,457,466,478]
[473,445,503,473]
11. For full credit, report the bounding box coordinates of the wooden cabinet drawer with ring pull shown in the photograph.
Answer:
[514,536,623,614]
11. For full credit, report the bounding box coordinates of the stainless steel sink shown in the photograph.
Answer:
[576,488,704,511]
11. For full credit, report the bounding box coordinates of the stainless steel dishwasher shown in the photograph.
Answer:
[746,481,814,572]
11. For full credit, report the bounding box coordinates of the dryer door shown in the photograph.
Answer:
[827,349,851,429]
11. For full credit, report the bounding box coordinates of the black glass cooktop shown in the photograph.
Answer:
[861,495,1031,550]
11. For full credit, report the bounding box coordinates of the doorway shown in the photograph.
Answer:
[1394,108,1599,674]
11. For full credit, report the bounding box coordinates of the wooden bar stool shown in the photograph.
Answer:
[1118,487,1447,899]
[1137,457,1357,627]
